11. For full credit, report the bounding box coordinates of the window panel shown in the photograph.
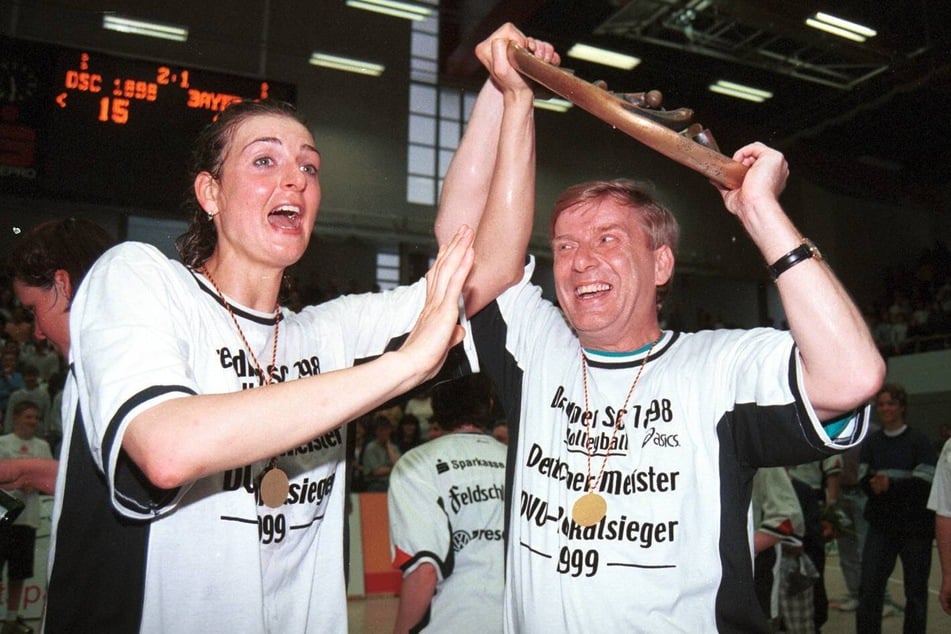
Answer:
[408,144,435,174]
[408,113,436,145]
[407,175,435,205]
[409,83,437,115]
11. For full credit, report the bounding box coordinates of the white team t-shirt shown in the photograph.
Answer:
[388,432,507,632]
[471,263,869,633]
[49,242,442,633]
[928,437,951,517]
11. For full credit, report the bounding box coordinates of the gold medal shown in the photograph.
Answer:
[575,338,658,529]
[259,467,289,508]
[572,491,607,527]
[201,267,288,510]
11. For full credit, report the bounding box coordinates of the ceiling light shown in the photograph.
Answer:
[309,52,384,77]
[102,15,188,42]
[805,12,876,43]
[567,43,640,70]
[346,0,432,21]
[533,98,572,113]
[709,80,773,103]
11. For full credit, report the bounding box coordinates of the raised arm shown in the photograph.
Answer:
[123,226,474,489]
[435,23,559,315]
[717,143,885,420]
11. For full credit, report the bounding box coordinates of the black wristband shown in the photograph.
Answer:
[767,239,821,281]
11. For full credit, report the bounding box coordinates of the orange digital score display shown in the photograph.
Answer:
[0,37,296,208]
[61,53,267,123]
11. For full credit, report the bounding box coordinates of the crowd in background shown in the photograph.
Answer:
[348,378,508,494]
[0,287,65,452]
[865,241,951,358]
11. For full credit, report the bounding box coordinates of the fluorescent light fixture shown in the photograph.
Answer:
[309,52,384,77]
[346,0,432,21]
[533,98,572,113]
[805,18,866,42]
[567,43,640,70]
[815,12,876,37]
[709,80,773,103]
[806,12,876,42]
[102,15,188,42]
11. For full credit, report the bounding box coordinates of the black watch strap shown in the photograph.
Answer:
[767,239,821,281]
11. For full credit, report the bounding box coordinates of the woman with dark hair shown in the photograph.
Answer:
[395,412,423,453]
[0,218,115,493]
[42,98,477,633]
[11,218,115,358]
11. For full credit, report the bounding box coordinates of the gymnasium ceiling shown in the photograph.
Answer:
[2,1,948,211]
[439,0,951,208]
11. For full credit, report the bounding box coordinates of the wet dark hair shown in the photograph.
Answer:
[11,218,115,304]
[549,179,680,310]
[175,99,308,268]
[430,373,497,432]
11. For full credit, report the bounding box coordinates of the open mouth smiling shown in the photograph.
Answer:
[267,204,302,230]
[576,282,611,297]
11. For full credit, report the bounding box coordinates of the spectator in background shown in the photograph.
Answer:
[376,403,405,428]
[362,414,402,492]
[394,413,423,454]
[928,436,951,616]
[403,388,434,440]
[349,414,371,493]
[5,365,50,441]
[871,309,894,357]
[888,290,911,323]
[858,383,937,633]
[908,298,933,339]
[890,311,909,355]
[3,307,32,346]
[19,339,61,384]
[0,350,23,433]
[787,455,842,630]
[751,466,811,632]
[0,400,53,632]
[832,442,868,612]
[0,287,13,323]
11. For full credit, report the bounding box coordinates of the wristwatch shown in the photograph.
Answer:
[767,238,822,281]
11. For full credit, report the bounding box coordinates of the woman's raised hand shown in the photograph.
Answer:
[398,224,475,382]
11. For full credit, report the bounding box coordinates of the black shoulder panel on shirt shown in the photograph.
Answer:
[45,407,150,632]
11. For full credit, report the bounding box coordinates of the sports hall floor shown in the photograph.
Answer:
[16,545,947,632]
[346,545,949,633]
